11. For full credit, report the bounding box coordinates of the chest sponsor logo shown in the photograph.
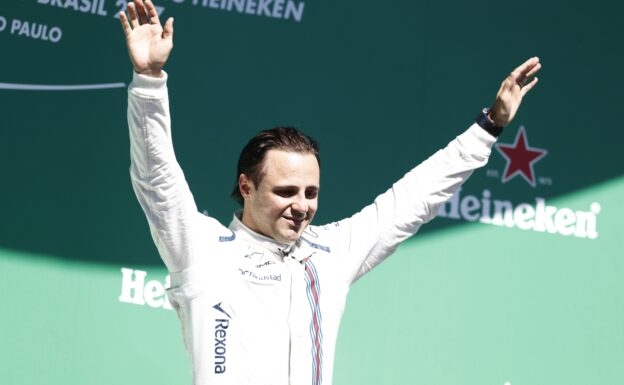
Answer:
[255,260,275,268]
[238,268,282,282]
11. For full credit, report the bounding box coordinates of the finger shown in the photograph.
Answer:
[119,12,133,37]
[516,64,541,89]
[163,17,174,40]
[144,0,161,26]
[510,57,540,81]
[521,77,539,96]
[524,62,542,80]
[135,0,149,25]
[127,2,140,29]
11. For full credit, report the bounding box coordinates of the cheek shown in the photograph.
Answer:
[264,197,288,216]
[309,200,319,214]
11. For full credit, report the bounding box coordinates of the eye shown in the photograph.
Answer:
[305,189,318,199]
[274,188,297,198]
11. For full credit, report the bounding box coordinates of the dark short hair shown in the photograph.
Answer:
[231,126,320,205]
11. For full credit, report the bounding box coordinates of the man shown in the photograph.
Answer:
[120,1,541,384]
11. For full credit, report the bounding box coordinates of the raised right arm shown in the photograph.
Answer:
[128,72,202,273]
[123,1,208,272]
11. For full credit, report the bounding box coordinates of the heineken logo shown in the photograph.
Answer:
[449,125,602,239]
[118,268,173,310]
[495,126,547,187]
[437,188,600,239]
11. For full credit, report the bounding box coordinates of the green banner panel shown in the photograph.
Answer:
[1,0,622,384]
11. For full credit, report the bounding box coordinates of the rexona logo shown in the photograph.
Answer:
[118,268,173,310]
[213,302,231,374]
[437,126,601,239]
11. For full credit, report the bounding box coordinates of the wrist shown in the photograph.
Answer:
[476,108,503,138]
[135,68,164,78]
[487,108,507,128]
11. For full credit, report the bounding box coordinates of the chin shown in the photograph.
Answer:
[276,228,305,244]
[278,233,299,244]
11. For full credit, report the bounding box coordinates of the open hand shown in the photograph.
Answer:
[119,0,174,78]
[489,57,541,127]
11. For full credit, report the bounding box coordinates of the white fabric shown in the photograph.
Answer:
[128,71,496,385]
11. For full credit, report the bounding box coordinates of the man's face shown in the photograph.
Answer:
[240,149,320,244]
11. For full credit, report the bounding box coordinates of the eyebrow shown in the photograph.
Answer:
[272,185,320,191]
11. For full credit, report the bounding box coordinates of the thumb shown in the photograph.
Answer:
[163,17,174,40]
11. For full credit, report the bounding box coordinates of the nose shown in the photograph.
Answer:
[291,195,308,219]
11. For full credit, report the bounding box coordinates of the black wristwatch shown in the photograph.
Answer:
[475,108,503,138]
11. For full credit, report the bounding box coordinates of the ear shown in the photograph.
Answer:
[238,174,255,199]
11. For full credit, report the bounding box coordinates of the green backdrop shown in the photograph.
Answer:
[1,0,622,384]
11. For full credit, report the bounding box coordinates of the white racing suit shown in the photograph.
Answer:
[128,72,496,385]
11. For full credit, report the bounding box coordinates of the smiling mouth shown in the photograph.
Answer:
[283,216,306,228]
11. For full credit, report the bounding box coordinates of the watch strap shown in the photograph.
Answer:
[475,108,503,138]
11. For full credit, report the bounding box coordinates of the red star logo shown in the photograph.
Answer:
[495,126,547,187]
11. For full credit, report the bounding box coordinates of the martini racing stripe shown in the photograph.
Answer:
[304,259,323,385]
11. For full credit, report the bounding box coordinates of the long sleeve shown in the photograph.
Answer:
[327,124,497,284]
[128,72,207,272]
